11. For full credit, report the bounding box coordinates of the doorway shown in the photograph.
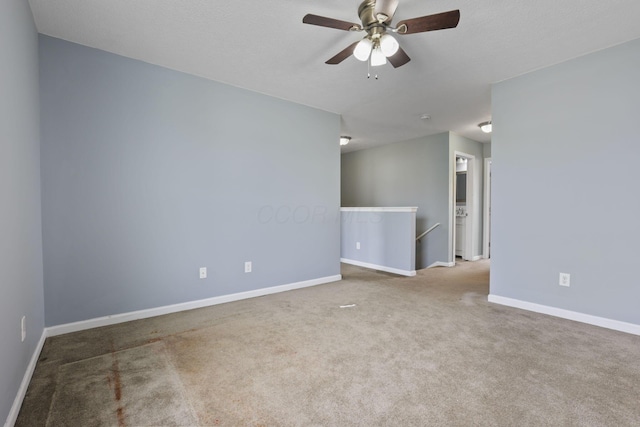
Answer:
[451,152,476,262]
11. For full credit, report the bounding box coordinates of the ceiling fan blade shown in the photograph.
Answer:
[303,14,362,31]
[326,41,359,65]
[374,0,399,23]
[388,46,411,68]
[396,10,460,34]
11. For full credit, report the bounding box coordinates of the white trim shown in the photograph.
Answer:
[427,261,455,268]
[470,255,483,261]
[340,207,418,213]
[341,258,416,277]
[463,155,475,261]
[448,152,455,263]
[5,330,47,427]
[488,295,640,336]
[483,158,492,259]
[451,151,477,263]
[46,275,342,337]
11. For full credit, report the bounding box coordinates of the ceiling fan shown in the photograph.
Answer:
[303,0,460,68]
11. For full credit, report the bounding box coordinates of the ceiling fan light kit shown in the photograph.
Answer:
[303,0,460,70]
[380,34,399,57]
[370,46,387,66]
[353,34,398,66]
[354,38,373,61]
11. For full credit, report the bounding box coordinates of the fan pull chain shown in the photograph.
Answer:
[366,58,379,80]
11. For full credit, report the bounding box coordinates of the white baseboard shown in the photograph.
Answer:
[470,255,483,261]
[488,294,640,336]
[6,275,343,425]
[427,261,455,269]
[340,258,416,277]
[4,330,47,427]
[46,274,342,337]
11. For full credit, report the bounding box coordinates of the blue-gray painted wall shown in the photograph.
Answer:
[39,35,341,326]
[341,134,450,268]
[483,143,491,159]
[341,211,416,273]
[0,0,45,422]
[491,37,640,325]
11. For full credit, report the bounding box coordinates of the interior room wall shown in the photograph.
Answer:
[39,35,341,327]
[341,133,450,269]
[0,0,45,422]
[491,37,640,325]
[483,142,492,159]
[449,133,484,258]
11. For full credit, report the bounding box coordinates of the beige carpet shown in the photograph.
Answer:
[45,342,197,426]
[17,261,640,426]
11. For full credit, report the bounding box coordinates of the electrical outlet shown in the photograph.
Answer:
[199,267,207,279]
[245,261,252,273]
[559,272,570,287]
[356,242,361,250]
[21,316,26,342]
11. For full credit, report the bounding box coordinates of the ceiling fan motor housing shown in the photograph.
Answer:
[359,0,390,50]
[358,1,380,28]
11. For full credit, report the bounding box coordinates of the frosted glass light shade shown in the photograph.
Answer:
[380,34,399,57]
[479,121,492,133]
[354,38,373,61]
[370,47,387,66]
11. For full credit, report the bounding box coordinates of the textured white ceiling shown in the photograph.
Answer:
[28,0,640,152]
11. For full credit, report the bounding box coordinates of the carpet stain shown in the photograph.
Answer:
[107,341,126,427]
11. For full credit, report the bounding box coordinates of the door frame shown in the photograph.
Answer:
[483,157,492,259]
[450,151,476,262]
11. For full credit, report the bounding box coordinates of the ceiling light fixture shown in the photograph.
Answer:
[354,35,395,67]
[340,136,351,146]
[370,46,387,67]
[354,38,373,61]
[379,34,399,57]
[478,121,492,133]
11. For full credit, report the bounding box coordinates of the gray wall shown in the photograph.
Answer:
[0,0,45,423]
[40,36,340,326]
[483,142,491,159]
[341,134,449,269]
[341,210,416,273]
[449,133,484,258]
[491,37,640,324]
